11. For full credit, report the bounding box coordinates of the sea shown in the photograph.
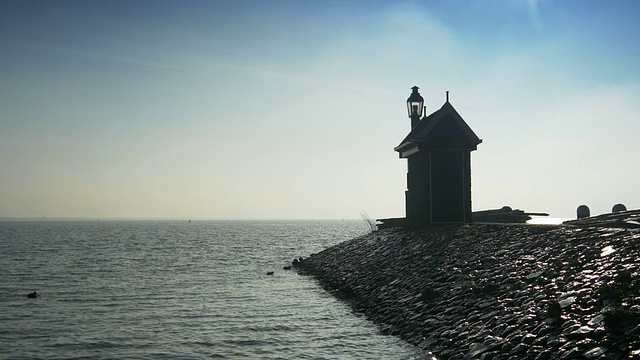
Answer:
[0,220,431,359]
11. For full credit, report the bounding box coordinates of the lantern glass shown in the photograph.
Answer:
[407,101,423,117]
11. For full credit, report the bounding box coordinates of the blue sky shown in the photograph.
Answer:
[1,0,639,219]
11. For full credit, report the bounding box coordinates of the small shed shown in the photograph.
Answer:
[395,88,482,225]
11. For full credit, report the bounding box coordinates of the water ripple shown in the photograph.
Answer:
[0,220,426,359]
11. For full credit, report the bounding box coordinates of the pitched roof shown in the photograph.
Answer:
[394,101,482,155]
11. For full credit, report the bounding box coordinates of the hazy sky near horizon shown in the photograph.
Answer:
[1,0,639,219]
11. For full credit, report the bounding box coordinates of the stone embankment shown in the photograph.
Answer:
[296,224,640,359]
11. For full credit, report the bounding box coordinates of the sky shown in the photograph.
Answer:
[1,0,639,220]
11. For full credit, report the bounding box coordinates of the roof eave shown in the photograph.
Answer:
[395,140,420,158]
[399,146,420,158]
[394,140,413,152]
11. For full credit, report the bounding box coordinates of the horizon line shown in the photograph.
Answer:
[0,217,364,222]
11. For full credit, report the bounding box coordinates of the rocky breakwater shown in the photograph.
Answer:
[296,224,640,359]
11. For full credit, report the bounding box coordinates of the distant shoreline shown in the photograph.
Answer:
[0,217,362,222]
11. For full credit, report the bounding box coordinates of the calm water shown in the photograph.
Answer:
[0,220,428,359]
